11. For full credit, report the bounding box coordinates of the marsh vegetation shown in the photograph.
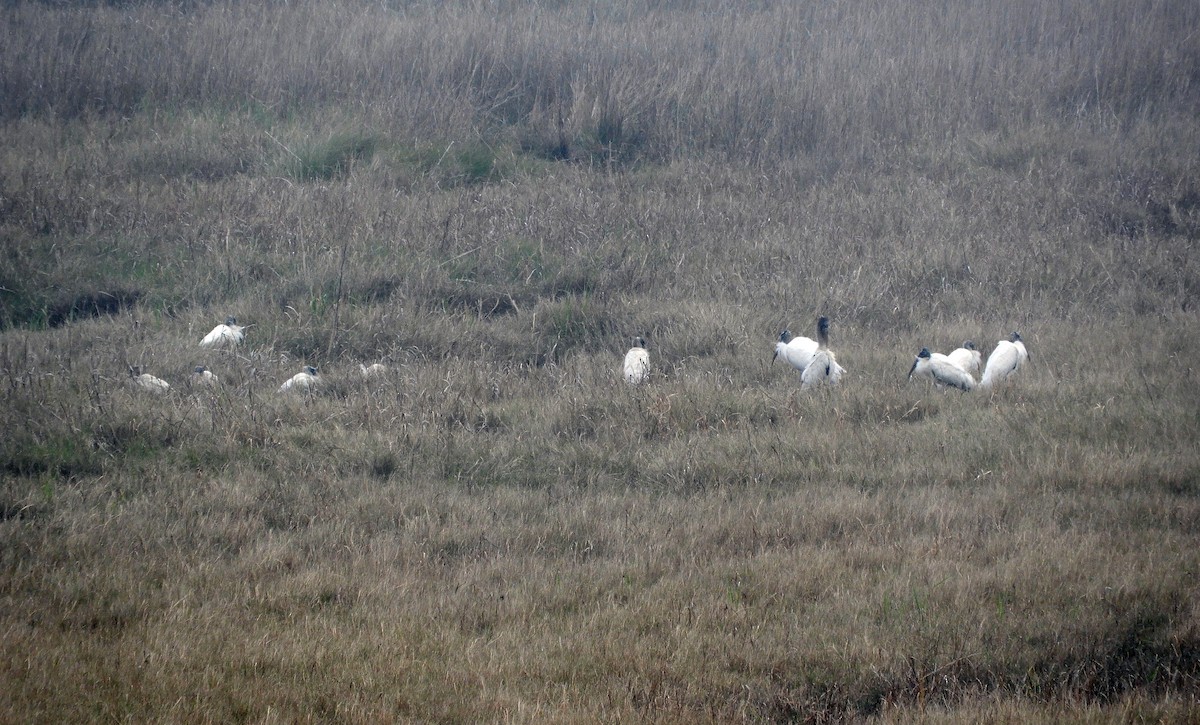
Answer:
[1,0,1198,721]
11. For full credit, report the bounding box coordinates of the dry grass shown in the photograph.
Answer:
[2,0,1199,722]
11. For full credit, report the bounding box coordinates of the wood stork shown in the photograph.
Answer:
[199,316,245,349]
[775,316,844,387]
[908,348,975,391]
[129,365,170,394]
[801,349,845,389]
[773,316,831,372]
[773,329,819,372]
[191,365,219,386]
[947,340,982,378]
[360,363,387,378]
[624,337,650,385]
[279,365,319,393]
[979,332,1028,389]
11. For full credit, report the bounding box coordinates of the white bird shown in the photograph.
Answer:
[199,316,245,349]
[623,337,650,385]
[802,348,845,389]
[775,316,844,387]
[129,366,170,394]
[279,365,320,393]
[772,316,830,374]
[360,363,387,378]
[979,332,1029,389]
[908,348,975,391]
[191,365,219,386]
[946,340,982,378]
[773,329,819,373]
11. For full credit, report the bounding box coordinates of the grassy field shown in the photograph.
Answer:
[2,0,1199,721]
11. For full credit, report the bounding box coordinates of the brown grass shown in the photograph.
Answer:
[1,0,1199,722]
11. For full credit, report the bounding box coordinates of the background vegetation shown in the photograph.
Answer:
[1,0,1198,721]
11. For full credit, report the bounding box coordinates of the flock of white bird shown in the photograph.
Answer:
[906,332,1028,391]
[624,316,1028,392]
[128,316,387,396]
[129,314,1027,397]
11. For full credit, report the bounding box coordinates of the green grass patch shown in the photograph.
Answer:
[1,435,102,479]
[286,132,378,181]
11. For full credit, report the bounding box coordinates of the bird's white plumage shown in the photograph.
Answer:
[130,366,170,394]
[624,337,650,385]
[908,348,975,391]
[801,349,845,389]
[280,366,320,392]
[979,333,1028,389]
[199,316,245,348]
[360,363,387,377]
[773,332,819,373]
[192,366,218,385]
[946,341,982,378]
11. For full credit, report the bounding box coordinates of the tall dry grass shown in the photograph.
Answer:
[2,0,1197,163]
[1,0,1198,722]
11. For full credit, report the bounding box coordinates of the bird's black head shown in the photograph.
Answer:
[778,330,792,343]
[225,316,237,325]
[129,365,141,377]
[817,316,830,343]
[194,366,206,374]
[305,366,318,375]
[907,348,930,378]
[1010,332,1022,342]
[963,340,976,350]
[633,336,647,349]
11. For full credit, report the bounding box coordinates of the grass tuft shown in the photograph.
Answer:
[286,132,378,181]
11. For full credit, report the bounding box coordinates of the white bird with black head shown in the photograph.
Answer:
[979,332,1028,389]
[199,316,245,349]
[279,365,320,393]
[623,337,650,385]
[191,365,218,386]
[773,329,819,373]
[908,348,975,391]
